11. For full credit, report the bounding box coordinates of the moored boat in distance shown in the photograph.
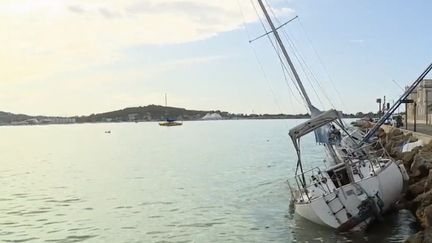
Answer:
[159,119,182,126]
[159,94,183,127]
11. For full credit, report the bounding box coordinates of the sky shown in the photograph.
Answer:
[0,0,431,116]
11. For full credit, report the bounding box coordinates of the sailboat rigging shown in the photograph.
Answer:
[255,0,409,231]
[256,0,359,155]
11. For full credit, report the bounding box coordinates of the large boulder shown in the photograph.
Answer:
[422,142,432,153]
[384,131,417,158]
[415,203,432,229]
[408,170,432,198]
[412,190,432,214]
[401,147,422,169]
[423,227,432,243]
[387,127,404,140]
[407,133,419,143]
[424,205,432,228]
[411,152,432,178]
[407,178,428,200]
[405,230,424,243]
[378,128,386,139]
[385,134,406,157]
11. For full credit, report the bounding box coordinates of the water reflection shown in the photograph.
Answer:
[291,209,418,242]
[0,121,419,242]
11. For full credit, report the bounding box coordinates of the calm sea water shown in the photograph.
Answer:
[0,120,417,242]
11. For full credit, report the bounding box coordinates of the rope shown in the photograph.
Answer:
[263,0,328,109]
[236,0,293,128]
[250,0,308,110]
[280,29,327,108]
[278,51,301,110]
[296,18,346,111]
[277,0,346,111]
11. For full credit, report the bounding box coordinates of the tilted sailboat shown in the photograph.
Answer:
[287,110,408,231]
[255,0,409,231]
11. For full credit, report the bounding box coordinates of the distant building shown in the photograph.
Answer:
[142,112,152,121]
[202,113,223,120]
[55,117,76,123]
[128,113,138,121]
[40,117,76,124]
[11,120,31,125]
[183,114,194,120]
[407,79,432,124]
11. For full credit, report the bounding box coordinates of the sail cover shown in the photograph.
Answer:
[309,105,331,144]
[289,109,341,149]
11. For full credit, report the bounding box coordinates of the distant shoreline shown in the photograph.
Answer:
[0,116,362,127]
[0,104,379,126]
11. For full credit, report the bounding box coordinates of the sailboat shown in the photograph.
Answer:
[255,0,409,231]
[287,109,409,231]
[159,94,182,126]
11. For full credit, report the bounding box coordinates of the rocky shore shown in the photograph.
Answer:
[375,126,432,242]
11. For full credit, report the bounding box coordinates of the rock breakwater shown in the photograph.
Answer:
[377,127,432,242]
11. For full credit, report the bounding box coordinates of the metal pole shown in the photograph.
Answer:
[256,0,313,108]
[414,102,417,132]
[405,103,408,130]
[427,91,429,124]
[378,101,381,114]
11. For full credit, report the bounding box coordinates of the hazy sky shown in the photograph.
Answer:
[1,0,431,116]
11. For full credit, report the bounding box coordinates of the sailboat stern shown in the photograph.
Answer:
[294,190,375,231]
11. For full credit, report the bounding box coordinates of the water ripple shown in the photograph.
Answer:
[3,237,39,242]
[45,235,97,242]
[0,122,420,242]
[141,201,175,206]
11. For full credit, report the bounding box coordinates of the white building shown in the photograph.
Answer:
[128,113,138,121]
[202,113,223,120]
[407,79,432,124]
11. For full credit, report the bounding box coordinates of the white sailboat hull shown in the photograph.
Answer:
[292,161,407,231]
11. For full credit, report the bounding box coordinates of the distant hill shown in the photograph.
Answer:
[76,105,233,122]
[0,111,54,124]
[74,105,318,122]
[0,105,378,125]
[0,111,29,123]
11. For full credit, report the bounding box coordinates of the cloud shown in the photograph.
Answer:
[350,39,365,43]
[67,5,86,14]
[125,1,225,16]
[271,7,296,18]
[99,7,120,19]
[0,0,295,85]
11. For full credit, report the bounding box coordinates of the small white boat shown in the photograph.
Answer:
[287,110,409,231]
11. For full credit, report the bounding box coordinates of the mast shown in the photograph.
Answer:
[256,0,313,108]
[164,93,167,107]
